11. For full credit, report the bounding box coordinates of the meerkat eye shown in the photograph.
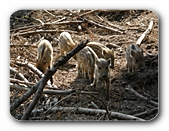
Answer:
[98,67,101,70]
[106,66,108,69]
[136,59,139,63]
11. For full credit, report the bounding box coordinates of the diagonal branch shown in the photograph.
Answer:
[125,85,158,107]
[10,39,89,120]
[136,18,154,45]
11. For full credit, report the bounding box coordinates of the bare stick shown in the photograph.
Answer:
[134,108,158,118]
[10,78,34,86]
[32,17,44,26]
[15,61,44,78]
[10,44,37,48]
[10,83,28,91]
[136,18,154,46]
[79,9,99,17]
[10,66,29,83]
[12,29,77,37]
[33,106,144,121]
[43,9,56,18]
[125,85,158,107]
[19,40,89,120]
[83,18,124,34]
[96,15,125,31]
[10,83,75,95]
[47,20,83,25]
[42,92,77,118]
[10,17,67,33]
[80,90,110,119]
[91,101,99,109]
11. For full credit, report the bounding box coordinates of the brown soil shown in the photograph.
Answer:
[10,10,158,121]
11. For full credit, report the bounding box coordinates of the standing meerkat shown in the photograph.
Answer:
[58,32,77,59]
[87,42,115,69]
[36,39,53,84]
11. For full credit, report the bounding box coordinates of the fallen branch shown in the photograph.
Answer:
[10,66,29,83]
[42,91,77,118]
[10,78,34,86]
[32,17,44,26]
[136,18,154,46]
[10,39,89,120]
[10,83,76,95]
[10,17,67,33]
[105,43,121,49]
[83,18,124,34]
[46,20,83,25]
[80,90,109,116]
[10,83,28,91]
[125,85,158,107]
[134,108,158,118]
[32,106,145,121]
[96,15,125,32]
[10,44,37,48]
[12,29,78,37]
[79,10,99,17]
[15,61,44,78]
[43,9,56,18]
[91,101,99,109]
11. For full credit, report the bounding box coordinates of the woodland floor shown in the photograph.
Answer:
[10,10,158,121]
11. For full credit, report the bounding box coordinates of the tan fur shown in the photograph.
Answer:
[58,32,77,59]
[87,42,115,68]
[76,46,98,82]
[36,39,53,84]
[91,58,111,100]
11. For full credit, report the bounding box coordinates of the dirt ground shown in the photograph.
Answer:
[10,10,158,121]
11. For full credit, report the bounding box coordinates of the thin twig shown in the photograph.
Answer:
[79,10,99,17]
[125,85,158,107]
[83,17,124,34]
[12,29,78,36]
[10,66,29,83]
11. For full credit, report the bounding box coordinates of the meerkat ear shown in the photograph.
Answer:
[130,50,135,57]
[137,44,141,47]
[111,48,114,52]
[102,49,106,56]
[107,58,111,65]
